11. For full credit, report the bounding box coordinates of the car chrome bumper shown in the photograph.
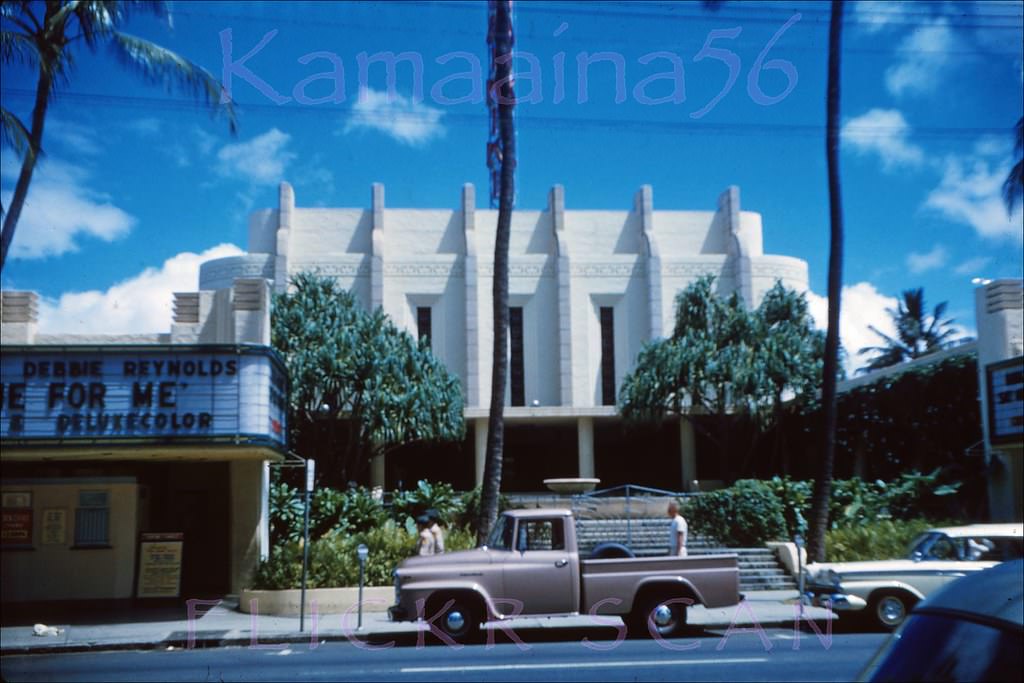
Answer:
[805,592,867,611]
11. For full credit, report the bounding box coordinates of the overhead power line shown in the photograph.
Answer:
[1,87,1015,140]
[165,7,1023,57]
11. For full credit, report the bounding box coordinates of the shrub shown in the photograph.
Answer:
[829,477,888,528]
[390,480,463,526]
[252,520,418,589]
[459,485,512,531]
[269,482,304,546]
[684,479,788,547]
[824,519,953,562]
[765,476,811,539]
[339,485,387,533]
[443,524,478,552]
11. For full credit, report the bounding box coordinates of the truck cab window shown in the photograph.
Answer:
[517,519,565,551]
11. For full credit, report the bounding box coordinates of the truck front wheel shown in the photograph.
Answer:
[429,595,482,644]
[631,596,688,639]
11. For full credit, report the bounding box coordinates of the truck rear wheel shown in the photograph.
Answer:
[631,595,688,639]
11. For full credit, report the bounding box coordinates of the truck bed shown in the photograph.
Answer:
[580,553,740,614]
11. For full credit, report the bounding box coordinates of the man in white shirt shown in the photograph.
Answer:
[667,501,688,557]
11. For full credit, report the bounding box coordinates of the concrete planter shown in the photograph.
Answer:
[240,586,394,616]
[543,478,600,493]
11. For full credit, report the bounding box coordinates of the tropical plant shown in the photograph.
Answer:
[0,0,235,272]
[618,275,825,478]
[271,272,465,484]
[857,288,963,372]
[460,484,511,532]
[389,479,463,526]
[1003,116,1023,215]
[269,481,304,547]
[478,0,516,544]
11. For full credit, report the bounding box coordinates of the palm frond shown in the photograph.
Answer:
[0,107,35,162]
[1005,118,1024,216]
[108,31,237,134]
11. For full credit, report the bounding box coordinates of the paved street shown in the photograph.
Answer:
[2,627,887,682]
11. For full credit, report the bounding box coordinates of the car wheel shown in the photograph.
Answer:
[631,595,688,638]
[870,592,912,631]
[430,595,482,644]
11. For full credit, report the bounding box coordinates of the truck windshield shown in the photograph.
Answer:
[485,515,514,551]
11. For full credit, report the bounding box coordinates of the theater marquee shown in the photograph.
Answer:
[0,345,287,452]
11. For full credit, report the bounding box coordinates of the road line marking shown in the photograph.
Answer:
[401,657,769,673]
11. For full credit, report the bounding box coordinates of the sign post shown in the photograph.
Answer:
[299,458,314,633]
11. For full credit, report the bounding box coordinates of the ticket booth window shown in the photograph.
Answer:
[74,491,110,547]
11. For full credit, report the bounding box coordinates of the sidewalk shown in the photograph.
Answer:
[0,590,834,655]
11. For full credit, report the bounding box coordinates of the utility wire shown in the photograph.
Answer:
[1,87,1014,139]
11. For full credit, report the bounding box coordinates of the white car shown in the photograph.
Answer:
[804,523,1023,630]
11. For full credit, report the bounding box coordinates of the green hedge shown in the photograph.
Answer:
[684,471,964,548]
[684,480,788,547]
[253,521,478,590]
[824,519,955,562]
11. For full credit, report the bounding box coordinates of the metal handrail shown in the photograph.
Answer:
[571,484,698,549]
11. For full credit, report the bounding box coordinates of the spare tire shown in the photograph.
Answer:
[590,542,637,559]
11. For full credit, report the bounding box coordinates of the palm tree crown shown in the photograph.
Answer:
[858,288,962,372]
[1,0,236,272]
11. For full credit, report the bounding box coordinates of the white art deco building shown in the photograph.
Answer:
[192,181,810,492]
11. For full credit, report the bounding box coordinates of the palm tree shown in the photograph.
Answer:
[1003,117,1023,215]
[807,0,844,564]
[477,0,515,543]
[858,288,960,372]
[0,0,236,273]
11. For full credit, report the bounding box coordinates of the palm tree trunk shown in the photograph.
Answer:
[1,64,53,273]
[808,0,844,563]
[478,0,515,543]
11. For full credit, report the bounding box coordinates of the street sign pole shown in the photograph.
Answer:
[300,458,315,632]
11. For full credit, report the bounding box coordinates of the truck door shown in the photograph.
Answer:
[501,517,578,615]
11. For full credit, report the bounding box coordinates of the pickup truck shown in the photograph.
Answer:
[388,508,741,643]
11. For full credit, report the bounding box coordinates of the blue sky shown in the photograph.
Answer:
[1,0,1022,373]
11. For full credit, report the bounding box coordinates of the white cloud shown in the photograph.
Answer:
[842,108,924,171]
[36,244,244,334]
[906,245,948,274]
[0,157,135,260]
[46,119,102,156]
[808,282,978,376]
[853,1,913,34]
[343,88,445,146]
[924,156,1024,243]
[953,256,993,276]
[807,282,899,376]
[885,18,957,97]
[125,117,163,136]
[216,128,295,185]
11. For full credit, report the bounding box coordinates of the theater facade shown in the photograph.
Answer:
[1,280,285,603]
[197,181,810,492]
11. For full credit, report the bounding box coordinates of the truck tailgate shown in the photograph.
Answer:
[580,554,740,613]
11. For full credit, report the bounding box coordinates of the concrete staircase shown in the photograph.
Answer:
[575,518,796,592]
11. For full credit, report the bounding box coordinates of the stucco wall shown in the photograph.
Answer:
[1,479,138,602]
